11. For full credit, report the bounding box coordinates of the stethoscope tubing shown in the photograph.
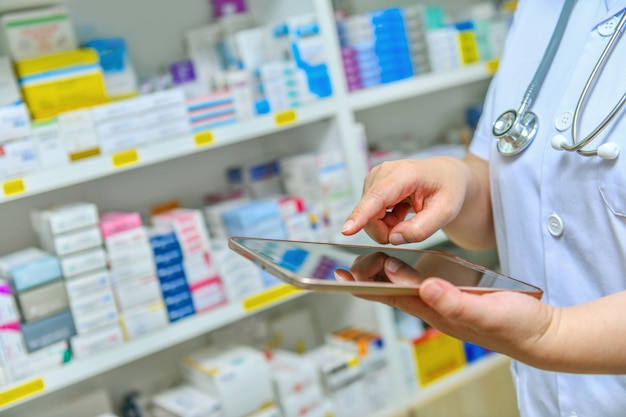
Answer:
[568,11,626,155]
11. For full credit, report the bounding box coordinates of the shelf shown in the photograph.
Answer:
[377,354,511,417]
[0,99,338,204]
[0,284,306,411]
[0,0,64,12]
[348,64,494,112]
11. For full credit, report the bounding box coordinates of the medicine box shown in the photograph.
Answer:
[30,119,71,170]
[17,279,69,323]
[21,309,77,353]
[0,248,62,293]
[60,248,107,279]
[0,321,27,363]
[1,340,68,383]
[0,281,19,325]
[32,202,99,236]
[181,345,274,417]
[119,301,168,340]
[0,136,39,179]
[152,384,222,417]
[40,226,103,257]
[70,324,124,359]
[0,56,21,106]
[0,6,78,61]
[15,49,110,120]
[411,328,466,386]
[0,102,30,143]
[65,269,112,298]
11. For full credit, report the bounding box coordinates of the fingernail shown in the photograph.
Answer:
[385,257,402,273]
[342,220,354,233]
[389,233,406,245]
[421,281,443,304]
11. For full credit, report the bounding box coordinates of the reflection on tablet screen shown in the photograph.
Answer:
[230,237,542,295]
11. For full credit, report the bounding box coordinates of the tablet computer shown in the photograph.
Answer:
[228,237,543,298]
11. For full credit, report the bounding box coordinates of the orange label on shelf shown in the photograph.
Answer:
[3,178,25,196]
[112,149,139,168]
[243,284,301,312]
[274,109,298,126]
[486,59,500,74]
[0,378,45,407]
[194,131,214,147]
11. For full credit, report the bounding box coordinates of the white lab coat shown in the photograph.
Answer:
[469,0,626,416]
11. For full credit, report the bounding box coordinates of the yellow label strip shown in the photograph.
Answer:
[3,178,25,196]
[243,284,301,312]
[112,149,139,168]
[0,378,45,407]
[486,59,500,74]
[194,131,214,147]
[274,109,298,127]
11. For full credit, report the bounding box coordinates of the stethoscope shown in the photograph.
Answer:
[493,0,626,159]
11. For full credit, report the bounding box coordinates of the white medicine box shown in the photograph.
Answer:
[181,345,274,417]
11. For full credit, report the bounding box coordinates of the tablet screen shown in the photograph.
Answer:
[228,237,543,297]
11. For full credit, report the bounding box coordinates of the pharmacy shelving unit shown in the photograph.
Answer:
[0,0,504,415]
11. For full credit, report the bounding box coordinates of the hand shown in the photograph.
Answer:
[353,258,557,367]
[341,157,472,245]
[338,252,424,286]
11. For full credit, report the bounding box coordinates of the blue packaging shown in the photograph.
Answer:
[21,310,77,353]
[11,256,62,293]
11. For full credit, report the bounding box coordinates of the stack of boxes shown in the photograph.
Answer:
[151,209,228,318]
[258,62,314,113]
[100,212,168,340]
[181,344,278,417]
[268,349,332,417]
[0,248,73,382]
[31,202,123,359]
[0,55,37,180]
[305,344,368,417]
[326,328,391,413]
[338,8,414,92]
[186,90,237,135]
[279,149,353,240]
[91,88,191,155]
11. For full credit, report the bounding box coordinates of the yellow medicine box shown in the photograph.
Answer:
[15,49,110,120]
[412,328,466,386]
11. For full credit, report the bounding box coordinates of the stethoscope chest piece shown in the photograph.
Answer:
[494,110,539,156]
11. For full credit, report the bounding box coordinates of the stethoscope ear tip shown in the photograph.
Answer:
[551,134,567,151]
[597,142,620,160]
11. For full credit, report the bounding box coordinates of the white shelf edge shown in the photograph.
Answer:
[0,287,308,412]
[410,353,511,408]
[0,0,65,12]
[0,99,338,205]
[348,64,493,112]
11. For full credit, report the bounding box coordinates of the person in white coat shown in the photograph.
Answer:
[342,1,626,416]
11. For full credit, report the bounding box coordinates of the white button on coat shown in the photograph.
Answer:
[555,110,574,131]
[598,16,619,36]
[547,213,564,237]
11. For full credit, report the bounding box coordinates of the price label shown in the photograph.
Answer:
[2,178,25,196]
[242,284,301,312]
[457,31,480,65]
[274,109,298,127]
[0,378,45,407]
[486,59,500,74]
[112,149,139,168]
[194,131,214,147]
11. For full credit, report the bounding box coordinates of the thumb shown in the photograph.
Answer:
[419,278,467,319]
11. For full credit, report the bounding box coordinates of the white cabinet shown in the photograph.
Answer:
[0,0,504,415]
